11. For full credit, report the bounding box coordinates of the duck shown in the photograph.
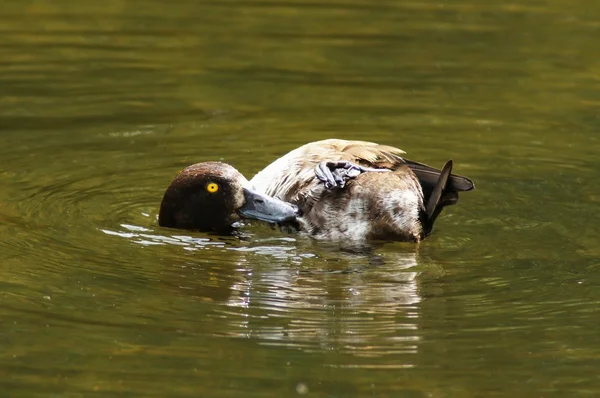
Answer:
[159,139,474,243]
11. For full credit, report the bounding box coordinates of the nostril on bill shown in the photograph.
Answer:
[291,204,302,216]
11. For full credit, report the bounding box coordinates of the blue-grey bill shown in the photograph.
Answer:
[238,188,300,223]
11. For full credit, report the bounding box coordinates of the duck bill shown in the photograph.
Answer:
[238,188,299,223]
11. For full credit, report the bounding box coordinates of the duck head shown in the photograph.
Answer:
[159,162,300,233]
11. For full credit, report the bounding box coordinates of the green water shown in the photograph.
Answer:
[2,0,600,396]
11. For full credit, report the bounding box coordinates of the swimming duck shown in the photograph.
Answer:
[159,139,474,243]
[158,162,300,234]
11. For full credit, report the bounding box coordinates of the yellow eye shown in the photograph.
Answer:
[206,182,219,193]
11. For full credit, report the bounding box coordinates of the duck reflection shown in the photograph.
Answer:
[221,246,420,359]
[103,224,422,363]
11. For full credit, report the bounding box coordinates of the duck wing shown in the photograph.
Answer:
[250,139,406,201]
[339,141,475,196]
[328,139,407,170]
[251,138,474,214]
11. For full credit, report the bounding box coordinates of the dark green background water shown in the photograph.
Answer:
[2,1,600,397]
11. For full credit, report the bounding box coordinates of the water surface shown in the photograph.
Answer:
[2,0,600,397]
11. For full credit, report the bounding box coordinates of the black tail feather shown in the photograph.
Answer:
[409,159,475,237]
[405,159,474,197]
[424,160,452,222]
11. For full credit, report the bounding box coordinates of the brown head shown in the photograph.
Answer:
[159,162,300,233]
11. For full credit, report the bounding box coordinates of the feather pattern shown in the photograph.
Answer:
[250,139,474,243]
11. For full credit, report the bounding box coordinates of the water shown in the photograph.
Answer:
[2,0,600,396]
